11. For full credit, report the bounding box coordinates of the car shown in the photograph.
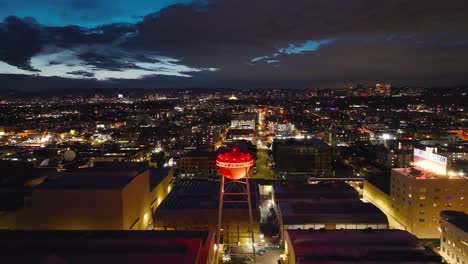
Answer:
[258,251,265,256]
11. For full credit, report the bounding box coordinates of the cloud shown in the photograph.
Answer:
[124,0,468,85]
[3,44,216,80]
[279,39,335,54]
[250,39,335,64]
[66,70,95,78]
[0,16,42,71]
[1,0,468,88]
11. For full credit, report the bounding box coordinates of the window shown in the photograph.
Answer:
[419,219,425,222]
[420,187,427,192]
[420,196,426,200]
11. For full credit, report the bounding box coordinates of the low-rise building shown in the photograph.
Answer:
[153,179,261,245]
[284,229,441,264]
[0,230,215,264]
[273,181,388,240]
[0,163,174,231]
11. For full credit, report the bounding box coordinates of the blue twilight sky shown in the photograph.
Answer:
[0,0,192,27]
[1,0,468,89]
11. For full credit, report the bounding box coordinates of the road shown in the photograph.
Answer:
[255,249,282,264]
[253,148,275,179]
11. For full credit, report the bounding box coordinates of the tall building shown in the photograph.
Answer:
[364,148,468,238]
[440,210,468,264]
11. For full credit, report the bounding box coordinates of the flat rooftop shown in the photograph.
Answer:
[441,210,468,233]
[287,229,441,263]
[157,179,259,211]
[273,138,331,149]
[182,150,217,158]
[279,201,388,225]
[393,167,465,180]
[273,181,359,201]
[37,162,148,190]
[0,230,212,264]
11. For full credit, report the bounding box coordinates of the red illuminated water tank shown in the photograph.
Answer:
[216,147,254,180]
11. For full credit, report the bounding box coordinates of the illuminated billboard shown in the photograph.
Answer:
[413,148,447,175]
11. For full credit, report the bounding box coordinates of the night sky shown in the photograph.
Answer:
[1,0,468,89]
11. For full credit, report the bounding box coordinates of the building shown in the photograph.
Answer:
[284,229,441,264]
[225,128,255,143]
[375,83,392,97]
[0,230,215,264]
[230,114,256,130]
[364,148,468,238]
[387,149,413,168]
[0,163,174,231]
[272,181,360,203]
[440,210,468,264]
[388,167,467,238]
[268,121,295,137]
[277,201,388,231]
[153,179,261,245]
[272,138,332,178]
[272,182,388,240]
[178,151,217,178]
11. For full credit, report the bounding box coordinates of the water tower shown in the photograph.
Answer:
[215,147,256,263]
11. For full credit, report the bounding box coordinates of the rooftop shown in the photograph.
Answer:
[273,138,331,150]
[157,179,258,211]
[393,167,465,180]
[287,229,441,263]
[37,162,148,190]
[440,210,468,233]
[182,150,218,158]
[279,201,388,225]
[0,230,212,264]
[273,181,359,201]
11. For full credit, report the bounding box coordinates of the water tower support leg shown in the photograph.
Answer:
[215,175,225,264]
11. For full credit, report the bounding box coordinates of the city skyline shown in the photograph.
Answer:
[1,0,468,90]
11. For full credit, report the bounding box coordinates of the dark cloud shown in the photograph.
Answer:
[0,16,42,71]
[2,0,468,88]
[131,0,468,64]
[78,52,131,71]
[45,23,136,47]
[66,70,95,78]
